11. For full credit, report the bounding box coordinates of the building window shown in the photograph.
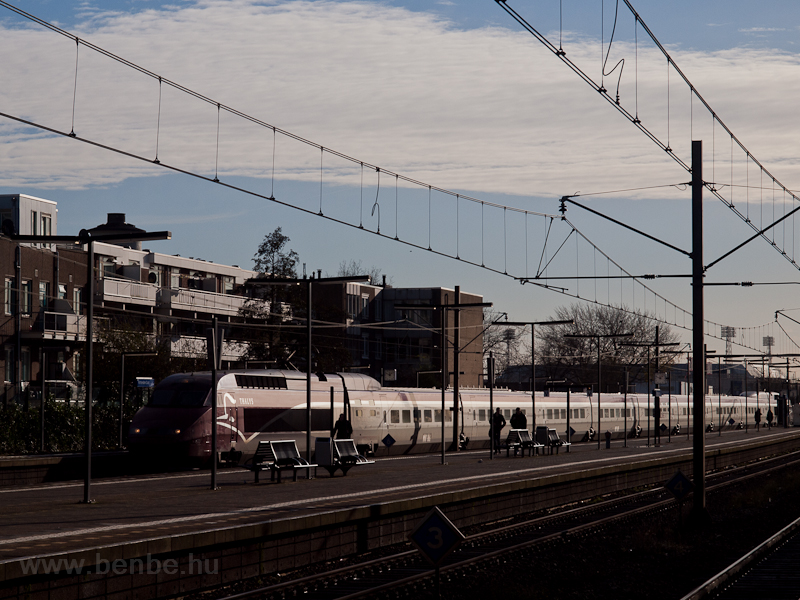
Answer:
[73,287,81,312]
[4,347,13,383]
[20,281,31,315]
[41,214,52,237]
[58,284,67,300]
[30,211,37,235]
[361,294,369,319]
[171,271,180,290]
[4,279,12,315]
[20,348,30,383]
[39,281,49,310]
[222,276,234,294]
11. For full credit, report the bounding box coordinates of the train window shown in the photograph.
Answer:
[479,409,486,421]
[149,383,210,407]
[580,409,586,419]
[370,410,378,417]
[234,374,287,389]
[445,410,452,422]
[435,409,442,422]
[355,409,363,417]
[402,410,411,423]
[560,409,566,419]
[546,409,553,420]
[603,409,608,419]
[424,410,432,423]
[413,408,421,419]
[391,410,400,424]
[503,409,511,419]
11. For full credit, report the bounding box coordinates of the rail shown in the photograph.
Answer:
[217,450,800,600]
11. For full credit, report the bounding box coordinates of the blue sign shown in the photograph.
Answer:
[382,434,396,448]
[408,507,465,567]
[136,377,155,388]
[665,471,694,502]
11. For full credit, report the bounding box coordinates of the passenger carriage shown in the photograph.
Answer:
[127,370,772,465]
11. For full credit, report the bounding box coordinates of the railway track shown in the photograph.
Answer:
[206,450,800,600]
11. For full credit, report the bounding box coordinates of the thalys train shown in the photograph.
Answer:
[127,369,778,464]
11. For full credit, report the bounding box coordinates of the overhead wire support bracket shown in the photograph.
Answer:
[705,202,800,271]
[561,196,691,257]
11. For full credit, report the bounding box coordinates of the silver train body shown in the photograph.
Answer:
[127,370,778,463]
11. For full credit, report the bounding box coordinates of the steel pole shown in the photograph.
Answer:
[718,356,722,436]
[453,287,459,450]
[306,278,312,464]
[441,306,447,465]
[531,326,535,436]
[211,315,218,490]
[489,352,494,461]
[119,354,125,449]
[597,337,601,450]
[691,139,708,521]
[83,240,94,504]
[40,349,45,453]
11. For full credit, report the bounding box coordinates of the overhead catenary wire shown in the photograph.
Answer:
[0,1,794,356]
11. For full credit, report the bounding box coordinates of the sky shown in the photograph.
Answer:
[2,0,800,358]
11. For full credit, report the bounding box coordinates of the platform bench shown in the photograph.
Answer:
[545,428,570,455]
[517,429,543,456]
[245,440,276,483]
[270,440,318,482]
[504,430,524,457]
[330,439,374,476]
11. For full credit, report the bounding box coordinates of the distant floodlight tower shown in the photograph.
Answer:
[721,326,736,356]
[763,336,775,377]
[763,336,775,356]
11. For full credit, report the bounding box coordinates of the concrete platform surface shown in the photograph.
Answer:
[0,428,793,564]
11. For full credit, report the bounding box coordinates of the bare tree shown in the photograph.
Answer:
[535,303,679,391]
[336,260,388,286]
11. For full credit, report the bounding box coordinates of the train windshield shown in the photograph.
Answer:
[148,380,211,408]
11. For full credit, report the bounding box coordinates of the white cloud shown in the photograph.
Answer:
[739,27,786,33]
[0,0,799,205]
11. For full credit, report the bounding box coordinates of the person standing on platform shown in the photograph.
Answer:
[755,407,762,431]
[510,407,527,430]
[492,408,506,454]
[767,408,774,430]
[333,413,353,439]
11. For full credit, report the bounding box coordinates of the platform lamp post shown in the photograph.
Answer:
[248,274,371,464]
[621,336,681,446]
[566,332,634,449]
[490,320,574,438]
[662,344,691,439]
[9,227,171,504]
[394,300,492,465]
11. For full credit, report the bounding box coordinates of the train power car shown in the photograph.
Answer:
[127,370,774,465]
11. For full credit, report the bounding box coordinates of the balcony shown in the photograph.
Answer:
[158,287,248,316]
[100,277,157,307]
[26,311,87,341]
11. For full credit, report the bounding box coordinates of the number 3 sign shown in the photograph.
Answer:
[408,506,465,567]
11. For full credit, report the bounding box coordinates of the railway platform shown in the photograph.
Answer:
[1,427,798,600]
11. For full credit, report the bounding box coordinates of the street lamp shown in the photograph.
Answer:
[490,319,573,440]
[621,331,680,447]
[565,331,633,449]
[248,274,371,467]
[395,300,492,464]
[10,227,171,504]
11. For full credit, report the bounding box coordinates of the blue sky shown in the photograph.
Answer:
[2,0,800,356]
